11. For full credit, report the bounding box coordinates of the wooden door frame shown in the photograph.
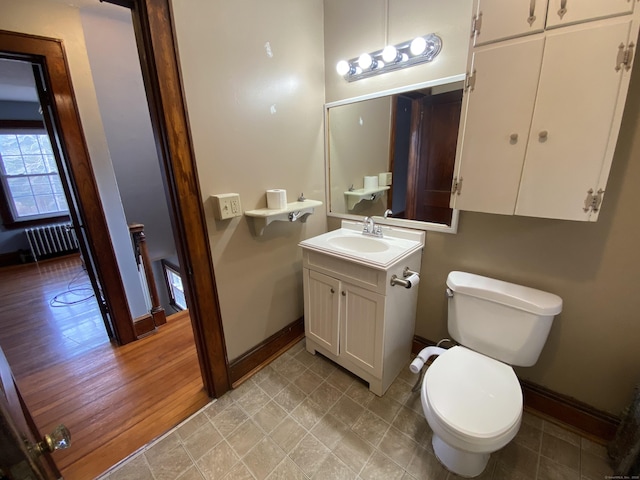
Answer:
[127,0,231,397]
[0,30,137,345]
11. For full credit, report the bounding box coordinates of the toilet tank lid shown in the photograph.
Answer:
[447,271,563,315]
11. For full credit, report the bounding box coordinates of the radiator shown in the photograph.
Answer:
[25,222,79,261]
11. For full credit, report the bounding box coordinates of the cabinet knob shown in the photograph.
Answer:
[330,288,335,294]
[341,291,346,296]
[510,133,518,143]
[538,130,548,141]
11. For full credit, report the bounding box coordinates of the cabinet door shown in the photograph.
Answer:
[304,269,340,356]
[340,283,384,377]
[474,0,549,46]
[516,18,634,220]
[546,0,634,29]
[452,36,545,215]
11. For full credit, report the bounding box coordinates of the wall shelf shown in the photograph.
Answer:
[344,186,390,210]
[245,200,323,236]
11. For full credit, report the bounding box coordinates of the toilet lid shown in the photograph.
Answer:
[425,346,522,439]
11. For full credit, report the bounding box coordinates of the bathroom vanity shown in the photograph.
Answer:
[299,221,424,395]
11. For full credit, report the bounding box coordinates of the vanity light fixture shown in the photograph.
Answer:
[336,34,442,82]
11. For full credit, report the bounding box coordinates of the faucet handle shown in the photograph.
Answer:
[384,209,393,218]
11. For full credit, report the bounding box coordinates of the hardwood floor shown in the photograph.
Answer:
[0,255,209,479]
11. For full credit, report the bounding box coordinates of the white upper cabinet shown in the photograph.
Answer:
[453,9,638,222]
[516,18,634,220]
[546,0,635,29]
[474,0,549,46]
[452,36,545,215]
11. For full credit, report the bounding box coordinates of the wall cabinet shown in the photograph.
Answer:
[453,13,639,221]
[302,248,422,396]
[474,0,634,46]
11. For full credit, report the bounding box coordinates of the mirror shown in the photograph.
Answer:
[326,76,465,233]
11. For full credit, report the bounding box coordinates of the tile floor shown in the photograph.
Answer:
[98,340,614,480]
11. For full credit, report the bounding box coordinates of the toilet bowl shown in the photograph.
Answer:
[412,271,562,478]
[421,346,522,477]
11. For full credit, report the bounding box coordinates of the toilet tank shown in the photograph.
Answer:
[446,271,562,367]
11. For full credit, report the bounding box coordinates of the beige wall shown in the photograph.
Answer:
[324,0,472,103]
[171,0,327,361]
[328,96,391,216]
[324,1,640,414]
[0,0,148,318]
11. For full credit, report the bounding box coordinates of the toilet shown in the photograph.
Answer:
[411,271,562,478]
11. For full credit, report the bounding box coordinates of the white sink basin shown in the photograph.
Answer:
[327,235,390,253]
[299,221,425,268]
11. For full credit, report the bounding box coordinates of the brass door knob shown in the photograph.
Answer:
[35,424,71,455]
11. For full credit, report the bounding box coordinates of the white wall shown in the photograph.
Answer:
[0,0,148,318]
[80,5,177,262]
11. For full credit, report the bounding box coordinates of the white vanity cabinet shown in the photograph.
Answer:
[300,222,424,396]
[546,0,635,29]
[453,13,639,221]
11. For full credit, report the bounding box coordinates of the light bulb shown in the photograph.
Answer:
[336,60,351,76]
[410,36,427,56]
[382,45,399,63]
[358,53,373,70]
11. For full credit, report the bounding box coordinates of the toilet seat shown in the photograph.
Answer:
[424,346,522,447]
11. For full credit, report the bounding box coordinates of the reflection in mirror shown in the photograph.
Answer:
[326,78,464,233]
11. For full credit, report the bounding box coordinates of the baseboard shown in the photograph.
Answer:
[412,335,620,442]
[229,318,305,388]
[134,313,156,338]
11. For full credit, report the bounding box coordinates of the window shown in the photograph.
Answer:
[0,128,69,223]
[162,259,186,311]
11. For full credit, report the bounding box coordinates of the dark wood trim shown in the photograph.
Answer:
[100,0,135,8]
[412,335,620,442]
[130,0,230,397]
[404,98,423,219]
[229,318,305,388]
[133,313,156,338]
[387,95,398,211]
[0,30,136,345]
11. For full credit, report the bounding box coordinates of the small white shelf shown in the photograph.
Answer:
[245,200,323,236]
[344,186,390,210]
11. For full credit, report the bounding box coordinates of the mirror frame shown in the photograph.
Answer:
[324,74,466,234]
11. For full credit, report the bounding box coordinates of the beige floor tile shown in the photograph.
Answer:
[495,442,539,479]
[196,441,240,480]
[291,397,325,430]
[308,381,343,410]
[393,405,431,445]
[580,437,608,458]
[330,395,365,427]
[294,349,318,368]
[540,432,580,470]
[227,419,264,457]
[378,426,420,469]
[252,400,287,434]
[325,367,357,391]
[368,394,403,423]
[492,460,536,480]
[228,378,256,402]
[258,368,290,398]
[236,384,271,415]
[176,465,205,480]
[213,404,249,437]
[177,412,210,440]
[580,450,614,480]
[289,433,331,477]
[182,422,222,460]
[147,445,194,480]
[270,416,307,453]
[513,421,543,453]
[293,368,324,394]
[311,413,349,450]
[243,437,286,480]
[144,432,181,463]
[405,446,448,480]
[360,451,405,480]
[271,355,307,380]
[308,355,337,378]
[109,454,153,480]
[333,430,375,474]
[222,462,254,480]
[538,456,580,480]
[385,377,413,404]
[203,395,233,420]
[543,421,582,446]
[312,453,357,479]
[266,457,307,480]
[344,379,376,407]
[352,409,391,447]
[273,383,307,413]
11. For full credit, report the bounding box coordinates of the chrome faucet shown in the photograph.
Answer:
[362,216,383,237]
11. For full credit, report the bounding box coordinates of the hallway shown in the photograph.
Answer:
[0,255,208,479]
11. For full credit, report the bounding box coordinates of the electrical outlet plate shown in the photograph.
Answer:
[211,193,242,220]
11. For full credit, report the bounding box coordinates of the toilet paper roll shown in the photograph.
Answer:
[364,175,378,190]
[266,189,287,209]
[405,273,420,288]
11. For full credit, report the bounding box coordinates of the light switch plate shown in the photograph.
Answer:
[211,193,242,220]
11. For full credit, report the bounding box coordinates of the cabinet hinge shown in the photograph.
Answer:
[616,42,635,72]
[451,177,463,195]
[583,188,604,213]
[471,12,482,37]
[465,70,476,91]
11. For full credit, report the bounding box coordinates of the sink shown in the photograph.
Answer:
[327,235,390,253]
[299,221,425,268]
